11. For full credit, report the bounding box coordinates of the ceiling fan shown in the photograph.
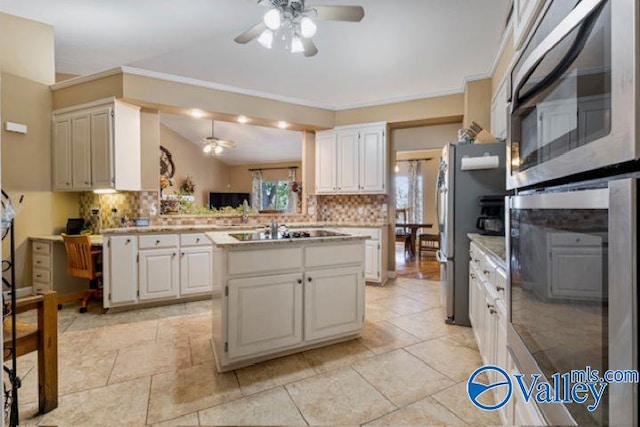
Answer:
[234,0,365,57]
[203,120,236,155]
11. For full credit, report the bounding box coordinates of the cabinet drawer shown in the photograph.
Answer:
[339,227,380,241]
[32,268,51,284]
[33,254,51,269]
[33,241,52,255]
[550,232,602,247]
[469,243,481,266]
[228,247,303,276]
[33,282,52,293]
[139,234,178,249]
[305,243,364,268]
[495,267,507,298]
[180,233,211,247]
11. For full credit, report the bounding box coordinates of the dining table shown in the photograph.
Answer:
[396,223,434,258]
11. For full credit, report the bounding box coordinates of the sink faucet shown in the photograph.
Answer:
[241,199,250,224]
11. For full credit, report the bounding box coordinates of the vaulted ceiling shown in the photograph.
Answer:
[0,0,510,109]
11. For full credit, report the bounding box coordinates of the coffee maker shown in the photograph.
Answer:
[476,195,505,236]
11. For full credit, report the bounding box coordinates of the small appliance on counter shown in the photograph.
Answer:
[476,195,504,236]
[65,218,85,235]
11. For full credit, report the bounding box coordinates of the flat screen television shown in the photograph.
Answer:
[209,192,251,209]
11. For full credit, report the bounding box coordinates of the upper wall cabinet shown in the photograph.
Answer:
[315,122,387,195]
[491,76,510,141]
[513,0,545,50]
[52,98,141,192]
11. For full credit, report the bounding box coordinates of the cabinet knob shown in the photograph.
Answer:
[196,238,200,243]
[307,277,312,282]
[470,273,476,279]
[297,279,302,284]
[489,308,497,315]
[497,286,505,291]
[156,240,160,244]
[36,261,41,264]
[181,252,185,256]
[85,181,89,185]
[126,239,131,244]
[66,182,70,186]
[483,270,490,275]
[172,252,176,257]
[487,303,494,309]
[36,274,41,278]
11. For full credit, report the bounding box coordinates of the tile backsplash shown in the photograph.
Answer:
[79,191,389,231]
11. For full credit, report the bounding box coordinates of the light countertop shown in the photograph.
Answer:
[206,230,369,248]
[100,221,388,235]
[467,233,506,268]
[30,235,103,245]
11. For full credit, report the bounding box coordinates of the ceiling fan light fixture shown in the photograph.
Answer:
[263,8,282,30]
[257,29,274,49]
[291,36,304,54]
[214,145,224,155]
[300,16,317,38]
[237,115,249,124]
[203,144,213,154]
[277,121,289,129]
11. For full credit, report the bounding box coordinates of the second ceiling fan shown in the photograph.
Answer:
[234,0,365,57]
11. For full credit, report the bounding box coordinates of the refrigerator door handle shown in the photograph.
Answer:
[436,250,447,263]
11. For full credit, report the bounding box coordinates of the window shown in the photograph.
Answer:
[261,181,290,211]
[395,176,409,209]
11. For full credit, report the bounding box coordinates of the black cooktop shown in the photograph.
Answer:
[229,229,348,242]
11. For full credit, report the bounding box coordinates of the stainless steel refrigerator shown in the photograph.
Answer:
[435,142,506,326]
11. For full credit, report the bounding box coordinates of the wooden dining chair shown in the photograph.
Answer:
[418,233,440,258]
[61,234,102,313]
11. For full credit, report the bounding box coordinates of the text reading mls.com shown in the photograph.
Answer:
[467,365,639,412]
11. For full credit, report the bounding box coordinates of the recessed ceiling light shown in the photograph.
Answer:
[237,115,249,124]
[189,109,205,118]
[277,121,289,129]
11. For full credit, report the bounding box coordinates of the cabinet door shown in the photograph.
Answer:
[491,78,509,140]
[359,126,386,193]
[71,113,92,190]
[52,116,73,191]
[139,249,179,300]
[468,263,478,328]
[364,241,380,281]
[106,236,138,306]
[315,132,337,194]
[90,107,115,189]
[180,246,213,295]
[227,273,303,359]
[513,0,545,49]
[336,130,359,193]
[304,266,364,341]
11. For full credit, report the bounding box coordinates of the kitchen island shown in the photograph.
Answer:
[207,229,368,372]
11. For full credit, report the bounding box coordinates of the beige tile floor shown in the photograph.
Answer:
[12,278,499,426]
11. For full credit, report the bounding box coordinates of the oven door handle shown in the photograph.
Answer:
[512,0,606,105]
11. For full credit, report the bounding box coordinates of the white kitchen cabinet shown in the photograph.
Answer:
[490,76,509,141]
[71,113,92,190]
[315,122,387,195]
[364,241,379,280]
[336,130,360,193]
[513,0,545,50]
[359,126,386,193]
[138,249,179,301]
[335,227,387,284]
[227,273,303,359]
[180,246,214,295]
[104,235,138,306]
[52,98,141,192]
[304,266,364,341]
[315,131,337,194]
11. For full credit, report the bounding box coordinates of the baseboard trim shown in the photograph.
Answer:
[2,287,34,301]
[387,271,397,279]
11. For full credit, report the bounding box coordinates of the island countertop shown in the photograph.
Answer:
[100,221,388,235]
[206,230,369,248]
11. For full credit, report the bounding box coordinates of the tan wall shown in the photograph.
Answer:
[463,78,492,130]
[52,73,124,110]
[335,93,464,127]
[122,74,334,130]
[392,123,461,151]
[0,13,55,85]
[140,110,160,191]
[492,33,515,97]
[159,124,230,206]
[55,72,79,83]
[228,161,303,194]
[1,14,80,288]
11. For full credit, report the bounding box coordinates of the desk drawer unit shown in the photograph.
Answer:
[31,240,53,292]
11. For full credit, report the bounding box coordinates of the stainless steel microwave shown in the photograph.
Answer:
[508,0,639,190]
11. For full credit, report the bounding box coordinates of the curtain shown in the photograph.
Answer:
[251,170,263,211]
[287,168,297,213]
[407,160,423,223]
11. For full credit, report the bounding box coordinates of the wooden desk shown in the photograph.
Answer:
[29,235,102,296]
[396,223,434,258]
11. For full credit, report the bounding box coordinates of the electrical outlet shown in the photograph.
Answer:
[357,206,364,215]
[381,203,388,211]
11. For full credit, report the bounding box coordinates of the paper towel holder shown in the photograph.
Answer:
[460,153,500,171]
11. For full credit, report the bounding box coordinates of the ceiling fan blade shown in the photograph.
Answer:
[310,5,365,22]
[234,22,267,44]
[217,140,236,148]
[301,37,318,57]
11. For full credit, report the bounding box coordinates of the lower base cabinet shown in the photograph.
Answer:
[180,247,214,295]
[138,249,179,301]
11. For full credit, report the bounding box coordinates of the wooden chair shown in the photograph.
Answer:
[3,291,58,414]
[395,208,408,242]
[418,233,440,258]
[61,233,102,313]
